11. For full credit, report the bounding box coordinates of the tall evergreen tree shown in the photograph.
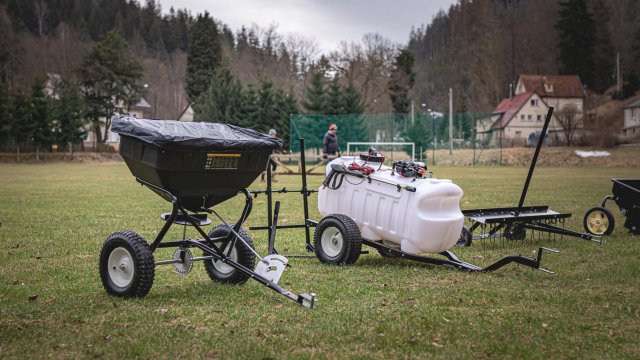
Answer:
[186,12,222,103]
[591,0,614,93]
[324,79,344,115]
[342,82,364,114]
[388,48,415,114]
[10,90,34,162]
[274,88,298,146]
[556,0,596,87]
[31,77,52,161]
[303,69,325,113]
[256,79,279,134]
[53,80,86,157]
[193,67,243,124]
[79,30,144,145]
[0,83,12,149]
[240,85,259,129]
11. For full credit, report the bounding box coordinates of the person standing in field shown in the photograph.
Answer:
[261,129,278,182]
[322,123,340,158]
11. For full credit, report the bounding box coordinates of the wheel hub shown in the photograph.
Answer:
[321,226,343,258]
[587,211,608,234]
[108,247,134,288]
[212,243,238,275]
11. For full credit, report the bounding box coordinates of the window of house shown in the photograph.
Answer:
[515,131,521,138]
[537,115,542,121]
[633,109,637,118]
[520,114,525,120]
[530,99,538,107]
[528,114,532,121]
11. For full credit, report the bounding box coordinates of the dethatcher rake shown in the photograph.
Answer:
[456,107,602,247]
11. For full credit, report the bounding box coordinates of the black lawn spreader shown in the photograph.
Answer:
[583,179,640,235]
[99,116,316,308]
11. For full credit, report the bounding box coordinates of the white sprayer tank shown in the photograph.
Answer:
[317,157,464,254]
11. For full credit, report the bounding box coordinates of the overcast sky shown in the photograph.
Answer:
[158,0,458,54]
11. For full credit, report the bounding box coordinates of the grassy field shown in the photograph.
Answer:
[1,163,639,359]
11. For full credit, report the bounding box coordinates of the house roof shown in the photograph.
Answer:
[518,74,586,98]
[624,99,640,109]
[491,91,535,129]
[134,98,151,108]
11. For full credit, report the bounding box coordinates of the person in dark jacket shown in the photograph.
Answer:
[261,129,278,182]
[322,123,340,158]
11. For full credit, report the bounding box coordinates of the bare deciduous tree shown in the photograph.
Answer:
[556,104,582,146]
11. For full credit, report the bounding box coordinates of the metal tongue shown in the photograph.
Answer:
[254,254,289,284]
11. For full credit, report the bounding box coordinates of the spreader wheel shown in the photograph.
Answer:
[314,214,362,265]
[204,224,256,284]
[99,230,155,298]
[583,207,615,235]
[455,226,473,247]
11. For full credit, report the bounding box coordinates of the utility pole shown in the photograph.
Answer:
[449,88,453,155]
[410,101,415,125]
[616,52,622,93]
[473,112,477,165]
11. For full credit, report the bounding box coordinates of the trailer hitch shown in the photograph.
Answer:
[477,247,560,274]
[362,240,559,274]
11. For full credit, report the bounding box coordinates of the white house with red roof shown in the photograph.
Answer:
[477,75,586,146]
[476,91,563,146]
[515,75,586,114]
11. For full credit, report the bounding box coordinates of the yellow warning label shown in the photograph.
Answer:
[205,153,241,170]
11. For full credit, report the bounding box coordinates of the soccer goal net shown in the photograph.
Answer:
[346,142,415,162]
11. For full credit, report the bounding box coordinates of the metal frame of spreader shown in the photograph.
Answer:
[138,178,317,308]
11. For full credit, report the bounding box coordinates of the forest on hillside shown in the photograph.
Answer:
[2,0,639,115]
[0,0,638,153]
[409,0,640,113]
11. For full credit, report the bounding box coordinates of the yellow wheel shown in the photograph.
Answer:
[583,207,615,235]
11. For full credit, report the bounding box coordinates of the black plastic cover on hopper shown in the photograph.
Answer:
[111,115,283,151]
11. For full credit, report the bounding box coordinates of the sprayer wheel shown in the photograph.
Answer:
[314,214,362,265]
[455,226,473,247]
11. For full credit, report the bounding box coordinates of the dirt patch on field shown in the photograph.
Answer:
[427,146,640,167]
[0,152,123,164]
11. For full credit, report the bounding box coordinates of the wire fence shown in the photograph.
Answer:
[289,112,569,166]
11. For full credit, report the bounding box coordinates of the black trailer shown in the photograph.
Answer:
[583,179,640,235]
[456,107,602,247]
[99,116,316,308]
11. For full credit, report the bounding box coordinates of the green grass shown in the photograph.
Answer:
[1,163,639,359]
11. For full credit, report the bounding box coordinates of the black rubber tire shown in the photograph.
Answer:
[99,230,155,298]
[504,223,526,241]
[203,224,256,285]
[313,214,362,265]
[455,226,473,247]
[583,206,615,235]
